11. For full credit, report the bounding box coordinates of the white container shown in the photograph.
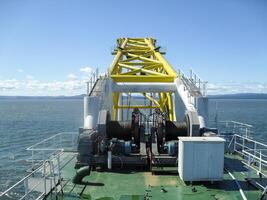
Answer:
[84,115,93,129]
[178,137,225,182]
[83,96,101,129]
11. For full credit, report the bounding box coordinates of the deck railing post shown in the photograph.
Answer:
[254,143,256,157]
[242,137,245,155]
[234,135,236,152]
[43,161,47,196]
[31,150,34,170]
[24,178,29,200]
[60,133,62,149]
[248,155,251,180]
[259,150,262,174]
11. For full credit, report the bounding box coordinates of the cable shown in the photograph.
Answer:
[225,168,247,200]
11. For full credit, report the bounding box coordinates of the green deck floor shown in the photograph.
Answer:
[49,153,266,200]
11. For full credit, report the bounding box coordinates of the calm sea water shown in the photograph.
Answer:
[0,98,267,191]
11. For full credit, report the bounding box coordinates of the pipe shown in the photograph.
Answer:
[108,151,112,170]
[225,168,247,200]
[72,166,91,184]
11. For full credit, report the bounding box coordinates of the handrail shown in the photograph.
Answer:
[0,132,78,199]
[0,162,45,197]
[26,132,78,171]
[222,133,267,193]
[86,69,100,96]
[177,69,207,97]
[27,132,76,151]
[213,120,254,138]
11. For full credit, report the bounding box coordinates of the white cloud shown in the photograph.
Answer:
[80,67,94,74]
[0,79,21,91]
[1,76,267,96]
[207,81,267,95]
[0,78,85,96]
[67,73,77,80]
[0,66,103,95]
[26,75,34,80]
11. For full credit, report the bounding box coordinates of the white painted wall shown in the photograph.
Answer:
[84,96,101,129]
[178,137,225,182]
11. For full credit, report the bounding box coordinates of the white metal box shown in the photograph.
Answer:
[178,137,225,182]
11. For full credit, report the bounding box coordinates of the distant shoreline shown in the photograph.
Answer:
[0,93,267,100]
[208,93,267,99]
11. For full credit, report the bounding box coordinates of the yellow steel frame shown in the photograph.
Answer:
[109,38,177,121]
[109,38,177,83]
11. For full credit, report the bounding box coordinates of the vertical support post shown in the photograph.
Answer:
[233,123,236,134]
[259,150,262,174]
[234,135,236,152]
[86,82,89,95]
[31,151,34,170]
[57,154,61,177]
[43,161,47,195]
[254,143,256,157]
[242,137,245,155]
[96,68,99,79]
[167,92,174,121]
[247,155,251,180]
[24,178,29,199]
[60,134,62,149]
[117,93,123,121]
[90,77,93,92]
[108,151,112,169]
[112,92,119,120]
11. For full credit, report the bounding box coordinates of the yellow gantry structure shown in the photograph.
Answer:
[109,38,177,82]
[109,38,177,121]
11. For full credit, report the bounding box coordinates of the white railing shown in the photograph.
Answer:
[0,132,78,200]
[225,134,267,197]
[217,120,266,197]
[177,69,207,97]
[225,134,267,174]
[215,120,254,138]
[221,132,267,197]
[86,69,100,96]
[189,69,208,96]
[0,151,77,200]
[27,132,78,171]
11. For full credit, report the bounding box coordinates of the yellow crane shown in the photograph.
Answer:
[109,38,177,121]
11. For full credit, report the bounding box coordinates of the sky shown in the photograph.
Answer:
[0,0,266,96]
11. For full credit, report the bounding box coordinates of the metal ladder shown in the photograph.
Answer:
[261,186,267,200]
[43,157,63,199]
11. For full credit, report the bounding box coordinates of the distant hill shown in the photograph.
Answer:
[209,93,267,99]
[1,93,267,100]
[0,94,85,99]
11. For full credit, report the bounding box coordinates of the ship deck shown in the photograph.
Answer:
[47,152,265,200]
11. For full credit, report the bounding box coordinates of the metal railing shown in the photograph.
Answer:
[225,134,267,176]
[214,120,254,138]
[189,69,207,96]
[224,134,267,197]
[26,132,78,170]
[86,68,100,96]
[218,121,267,197]
[0,132,78,200]
[177,69,207,97]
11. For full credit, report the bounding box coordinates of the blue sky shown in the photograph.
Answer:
[0,0,266,95]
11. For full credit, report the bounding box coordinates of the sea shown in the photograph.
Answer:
[0,98,267,192]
